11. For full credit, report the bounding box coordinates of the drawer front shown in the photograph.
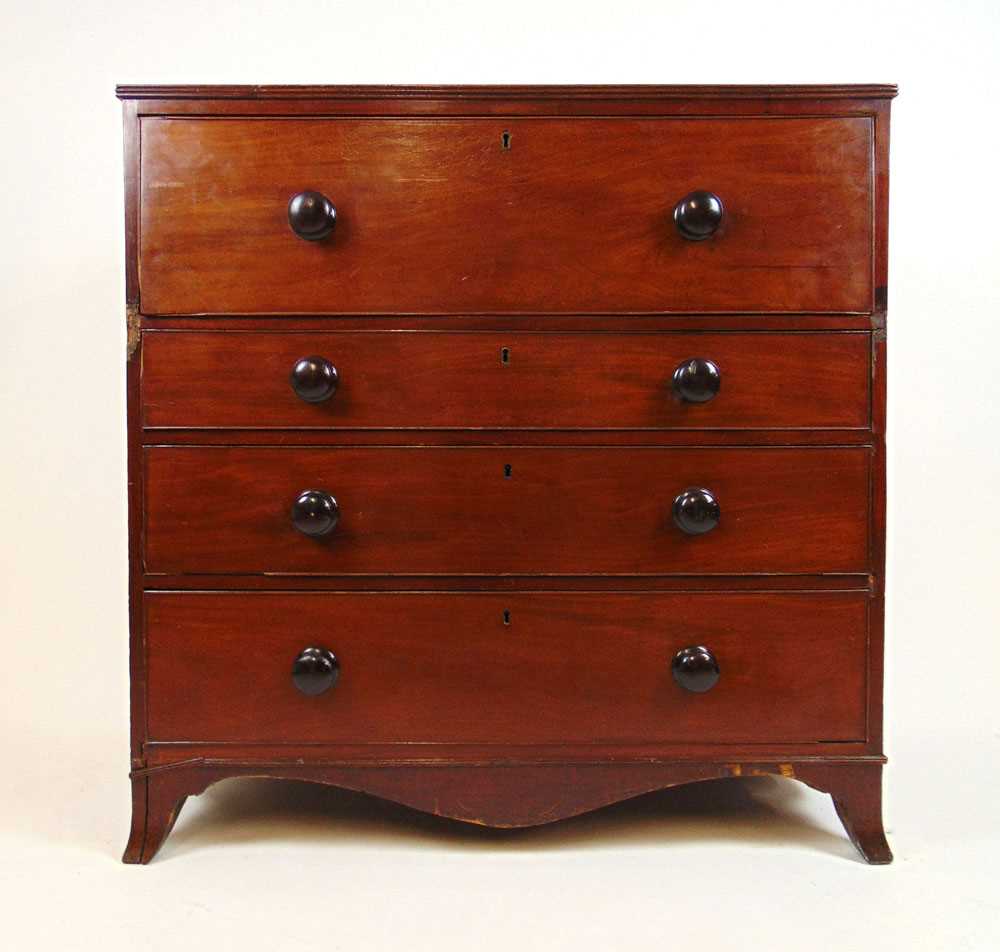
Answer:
[143,447,870,575]
[145,591,868,745]
[139,117,872,315]
[142,331,871,431]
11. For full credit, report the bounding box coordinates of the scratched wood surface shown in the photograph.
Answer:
[120,85,894,863]
[144,591,868,744]
[142,445,871,576]
[138,116,873,314]
[141,330,871,430]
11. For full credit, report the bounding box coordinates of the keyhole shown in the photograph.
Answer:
[503,609,511,626]
[501,347,510,365]
[504,464,512,479]
[501,130,512,150]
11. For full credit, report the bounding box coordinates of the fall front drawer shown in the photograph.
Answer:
[139,116,873,315]
[141,331,871,431]
[145,591,868,745]
[143,446,870,575]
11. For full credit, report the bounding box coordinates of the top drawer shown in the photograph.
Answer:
[138,117,873,316]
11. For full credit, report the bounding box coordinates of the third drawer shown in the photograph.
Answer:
[143,446,871,575]
[141,331,871,431]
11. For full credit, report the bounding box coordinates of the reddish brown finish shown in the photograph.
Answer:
[122,97,146,784]
[123,770,188,865]
[141,740,878,764]
[145,591,867,744]
[797,760,892,863]
[124,758,889,863]
[119,84,898,100]
[141,314,876,331]
[143,429,875,448]
[143,446,871,576]
[139,117,873,315]
[119,85,894,865]
[142,574,872,594]
[142,331,871,431]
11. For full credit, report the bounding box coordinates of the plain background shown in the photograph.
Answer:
[1,1,998,949]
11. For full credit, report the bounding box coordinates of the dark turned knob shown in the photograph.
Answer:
[672,358,721,403]
[673,190,724,241]
[292,647,340,696]
[288,190,337,241]
[671,645,720,693]
[672,487,720,535]
[290,356,339,403]
[291,490,339,537]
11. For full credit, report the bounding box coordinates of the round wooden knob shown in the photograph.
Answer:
[290,356,339,403]
[671,646,720,693]
[292,647,340,696]
[672,358,721,403]
[291,490,339,537]
[673,191,724,241]
[672,487,720,535]
[288,191,337,241]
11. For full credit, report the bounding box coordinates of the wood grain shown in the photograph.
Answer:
[123,758,887,863]
[144,591,868,745]
[121,85,893,864]
[143,446,871,576]
[141,330,871,431]
[139,117,873,315]
[118,83,899,101]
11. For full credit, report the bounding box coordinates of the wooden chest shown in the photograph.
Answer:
[119,84,895,863]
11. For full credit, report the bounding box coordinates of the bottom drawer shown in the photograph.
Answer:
[145,592,867,746]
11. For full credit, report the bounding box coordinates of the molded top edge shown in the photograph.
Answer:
[116,83,898,101]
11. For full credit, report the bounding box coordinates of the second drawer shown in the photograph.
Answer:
[143,446,871,575]
[141,331,871,431]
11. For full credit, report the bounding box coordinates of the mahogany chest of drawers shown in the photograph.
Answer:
[118,84,895,864]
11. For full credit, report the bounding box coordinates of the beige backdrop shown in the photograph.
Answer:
[1,1,998,949]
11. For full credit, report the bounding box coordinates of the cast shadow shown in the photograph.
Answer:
[162,774,857,862]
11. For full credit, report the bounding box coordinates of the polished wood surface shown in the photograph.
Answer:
[118,84,899,100]
[119,84,894,864]
[141,330,871,431]
[123,759,890,864]
[144,591,867,744]
[139,117,873,315]
[143,446,871,576]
